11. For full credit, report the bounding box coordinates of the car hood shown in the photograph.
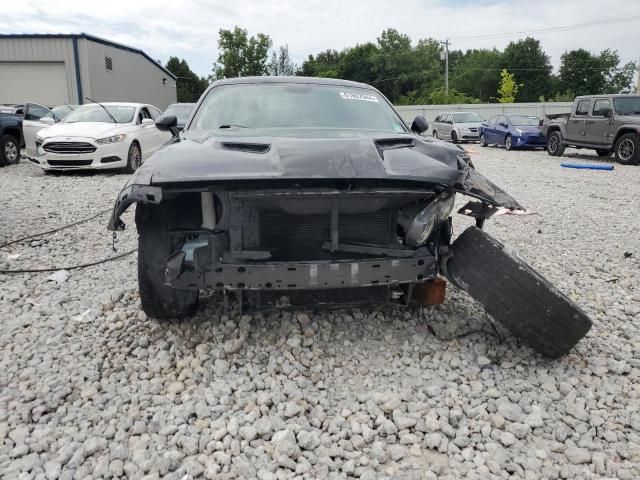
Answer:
[513,126,542,134]
[38,122,130,140]
[456,122,482,129]
[108,129,523,231]
[132,129,469,186]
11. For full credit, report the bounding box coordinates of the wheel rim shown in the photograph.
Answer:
[130,145,141,170]
[618,138,634,161]
[480,135,485,145]
[433,131,438,139]
[4,140,18,162]
[548,135,558,153]
[505,137,511,149]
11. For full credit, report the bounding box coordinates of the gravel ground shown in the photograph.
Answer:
[1,147,639,480]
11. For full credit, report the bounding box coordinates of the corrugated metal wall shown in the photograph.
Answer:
[396,102,574,123]
[0,37,78,104]
[80,39,176,110]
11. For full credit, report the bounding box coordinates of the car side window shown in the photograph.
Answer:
[444,114,451,124]
[137,107,151,124]
[487,116,496,125]
[592,99,610,117]
[575,99,591,116]
[434,115,441,123]
[497,116,507,126]
[25,104,51,121]
[148,107,161,120]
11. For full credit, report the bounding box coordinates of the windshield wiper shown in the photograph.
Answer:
[85,97,117,123]
[219,124,248,129]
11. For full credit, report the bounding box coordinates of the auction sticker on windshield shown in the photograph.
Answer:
[340,92,379,102]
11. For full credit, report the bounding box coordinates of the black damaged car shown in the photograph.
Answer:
[108,77,591,358]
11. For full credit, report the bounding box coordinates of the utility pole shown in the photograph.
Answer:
[440,39,450,98]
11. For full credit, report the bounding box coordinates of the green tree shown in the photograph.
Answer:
[449,48,503,102]
[558,48,636,96]
[211,26,272,79]
[268,45,297,76]
[497,69,519,103]
[502,37,552,102]
[165,57,208,102]
[298,49,343,78]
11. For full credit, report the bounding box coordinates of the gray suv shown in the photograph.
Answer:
[432,112,483,143]
[542,94,640,165]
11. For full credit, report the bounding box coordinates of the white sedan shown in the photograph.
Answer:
[33,102,171,172]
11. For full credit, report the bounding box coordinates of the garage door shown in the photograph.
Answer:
[0,61,70,105]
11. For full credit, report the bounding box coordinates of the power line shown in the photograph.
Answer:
[451,15,640,42]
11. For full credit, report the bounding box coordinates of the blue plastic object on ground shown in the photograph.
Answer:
[560,163,614,171]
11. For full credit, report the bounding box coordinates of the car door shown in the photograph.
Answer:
[23,103,55,156]
[146,106,171,152]
[585,98,612,146]
[494,116,509,144]
[566,99,590,142]
[481,116,496,143]
[441,114,453,139]
[134,107,156,160]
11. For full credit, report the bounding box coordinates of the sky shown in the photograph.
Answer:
[2,0,639,78]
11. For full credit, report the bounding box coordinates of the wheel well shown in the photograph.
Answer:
[546,126,561,135]
[613,128,639,145]
[2,128,21,145]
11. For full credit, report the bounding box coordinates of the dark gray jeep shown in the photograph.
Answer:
[108,77,591,358]
[543,94,640,164]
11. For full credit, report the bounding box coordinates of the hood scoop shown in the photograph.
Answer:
[374,137,416,158]
[220,142,271,154]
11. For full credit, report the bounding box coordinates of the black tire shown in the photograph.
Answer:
[432,130,438,139]
[451,131,458,143]
[446,227,592,358]
[124,141,142,173]
[614,133,640,165]
[504,134,513,151]
[479,134,488,147]
[595,149,612,157]
[546,131,565,157]
[0,134,20,166]
[136,203,199,320]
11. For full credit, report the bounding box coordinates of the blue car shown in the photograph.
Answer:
[479,114,547,150]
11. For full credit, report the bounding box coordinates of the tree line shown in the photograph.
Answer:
[165,26,637,105]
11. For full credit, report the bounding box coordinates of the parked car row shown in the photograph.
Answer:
[0,101,195,171]
[431,111,547,151]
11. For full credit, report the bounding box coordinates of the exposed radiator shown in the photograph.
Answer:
[259,209,393,260]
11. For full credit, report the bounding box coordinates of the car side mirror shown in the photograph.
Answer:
[141,118,154,126]
[538,119,544,127]
[411,115,429,134]
[155,115,179,136]
[499,122,507,128]
[40,117,55,126]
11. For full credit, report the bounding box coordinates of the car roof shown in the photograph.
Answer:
[209,76,377,90]
[78,102,146,108]
[575,94,640,99]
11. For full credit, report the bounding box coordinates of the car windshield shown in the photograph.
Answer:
[452,113,482,123]
[509,115,540,126]
[613,96,640,115]
[164,105,194,122]
[191,83,408,133]
[63,105,136,123]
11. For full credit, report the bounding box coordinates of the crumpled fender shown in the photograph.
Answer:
[107,183,163,231]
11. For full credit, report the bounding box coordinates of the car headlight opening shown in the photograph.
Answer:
[398,192,455,247]
[96,134,127,144]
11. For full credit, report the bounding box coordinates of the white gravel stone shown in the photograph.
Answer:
[1,150,638,479]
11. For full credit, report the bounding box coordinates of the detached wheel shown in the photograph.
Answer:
[546,131,565,156]
[614,133,640,165]
[446,227,592,358]
[0,134,20,166]
[479,134,488,147]
[124,141,142,173]
[504,134,513,151]
[136,204,199,320]
[595,149,612,157]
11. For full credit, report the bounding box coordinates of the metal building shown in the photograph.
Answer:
[0,33,177,109]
